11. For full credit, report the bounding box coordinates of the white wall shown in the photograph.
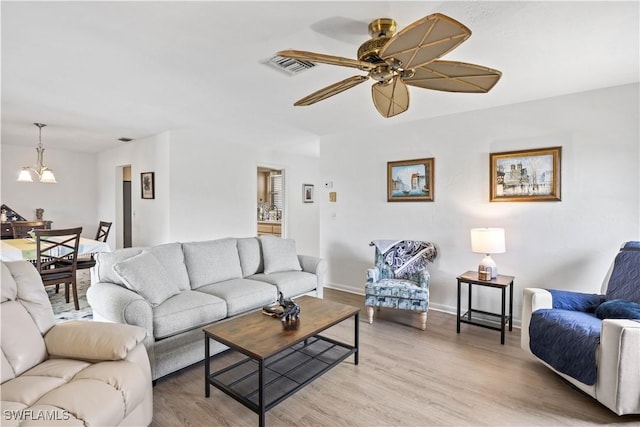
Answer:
[96,132,171,248]
[168,127,320,256]
[319,84,640,322]
[1,144,99,237]
[96,127,321,255]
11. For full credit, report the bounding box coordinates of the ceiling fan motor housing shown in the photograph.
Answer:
[357,18,397,63]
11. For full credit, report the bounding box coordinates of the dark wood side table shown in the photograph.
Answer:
[456,271,514,344]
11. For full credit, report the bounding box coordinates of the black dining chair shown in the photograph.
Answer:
[74,221,112,271]
[34,227,82,310]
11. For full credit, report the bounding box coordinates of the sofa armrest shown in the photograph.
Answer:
[86,282,154,339]
[596,319,640,415]
[298,255,327,298]
[521,288,553,354]
[44,320,146,362]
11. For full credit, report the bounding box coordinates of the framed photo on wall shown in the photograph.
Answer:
[490,146,561,202]
[141,172,155,199]
[387,158,434,202]
[303,184,314,203]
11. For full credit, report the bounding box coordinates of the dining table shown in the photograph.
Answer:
[0,237,112,262]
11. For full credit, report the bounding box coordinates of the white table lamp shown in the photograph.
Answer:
[470,228,505,279]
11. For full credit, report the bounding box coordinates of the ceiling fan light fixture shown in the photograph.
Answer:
[278,12,501,118]
[17,123,57,184]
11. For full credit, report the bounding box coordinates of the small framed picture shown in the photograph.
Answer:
[490,146,561,202]
[141,172,155,199]
[387,158,434,202]
[303,184,314,203]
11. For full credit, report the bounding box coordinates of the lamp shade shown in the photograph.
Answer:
[17,169,33,182]
[470,228,505,254]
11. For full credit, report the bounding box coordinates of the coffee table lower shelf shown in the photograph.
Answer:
[207,335,356,416]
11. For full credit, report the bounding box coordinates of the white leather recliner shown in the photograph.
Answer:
[1,260,153,426]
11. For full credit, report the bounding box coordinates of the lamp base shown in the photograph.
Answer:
[478,254,497,279]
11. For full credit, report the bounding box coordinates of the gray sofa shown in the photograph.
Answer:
[87,236,326,380]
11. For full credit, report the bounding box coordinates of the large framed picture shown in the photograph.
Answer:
[387,158,434,202]
[490,146,561,202]
[141,172,155,199]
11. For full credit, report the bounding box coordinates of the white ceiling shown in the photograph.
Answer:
[2,1,638,157]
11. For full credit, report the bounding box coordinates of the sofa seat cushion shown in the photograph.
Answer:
[248,272,317,298]
[197,278,278,316]
[1,357,147,426]
[152,290,226,340]
[529,309,601,385]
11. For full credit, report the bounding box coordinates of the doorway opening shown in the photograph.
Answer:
[122,166,132,248]
[257,166,284,237]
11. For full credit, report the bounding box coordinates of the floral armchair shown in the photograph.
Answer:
[365,240,437,330]
[521,241,640,415]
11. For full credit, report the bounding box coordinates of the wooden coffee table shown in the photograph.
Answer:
[203,296,359,427]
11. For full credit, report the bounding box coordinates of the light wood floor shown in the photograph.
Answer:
[152,289,640,426]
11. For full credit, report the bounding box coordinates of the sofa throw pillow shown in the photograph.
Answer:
[113,251,181,307]
[595,299,640,320]
[260,235,302,274]
[147,242,191,291]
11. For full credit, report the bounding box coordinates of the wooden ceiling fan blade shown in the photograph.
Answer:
[371,75,409,118]
[404,60,502,93]
[379,13,471,70]
[294,75,369,106]
[277,50,375,71]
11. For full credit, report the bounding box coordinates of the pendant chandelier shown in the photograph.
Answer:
[17,123,57,183]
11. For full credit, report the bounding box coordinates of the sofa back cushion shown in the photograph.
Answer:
[237,237,264,277]
[183,238,243,289]
[113,252,182,307]
[1,261,52,382]
[94,247,143,286]
[605,242,640,303]
[260,235,302,274]
[146,242,191,291]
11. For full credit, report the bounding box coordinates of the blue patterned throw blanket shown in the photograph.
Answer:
[371,240,437,280]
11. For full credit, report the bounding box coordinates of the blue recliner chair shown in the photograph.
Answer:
[521,241,640,415]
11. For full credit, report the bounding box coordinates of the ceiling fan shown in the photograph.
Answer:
[277,13,502,118]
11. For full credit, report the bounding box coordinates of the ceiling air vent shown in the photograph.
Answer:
[266,54,316,76]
